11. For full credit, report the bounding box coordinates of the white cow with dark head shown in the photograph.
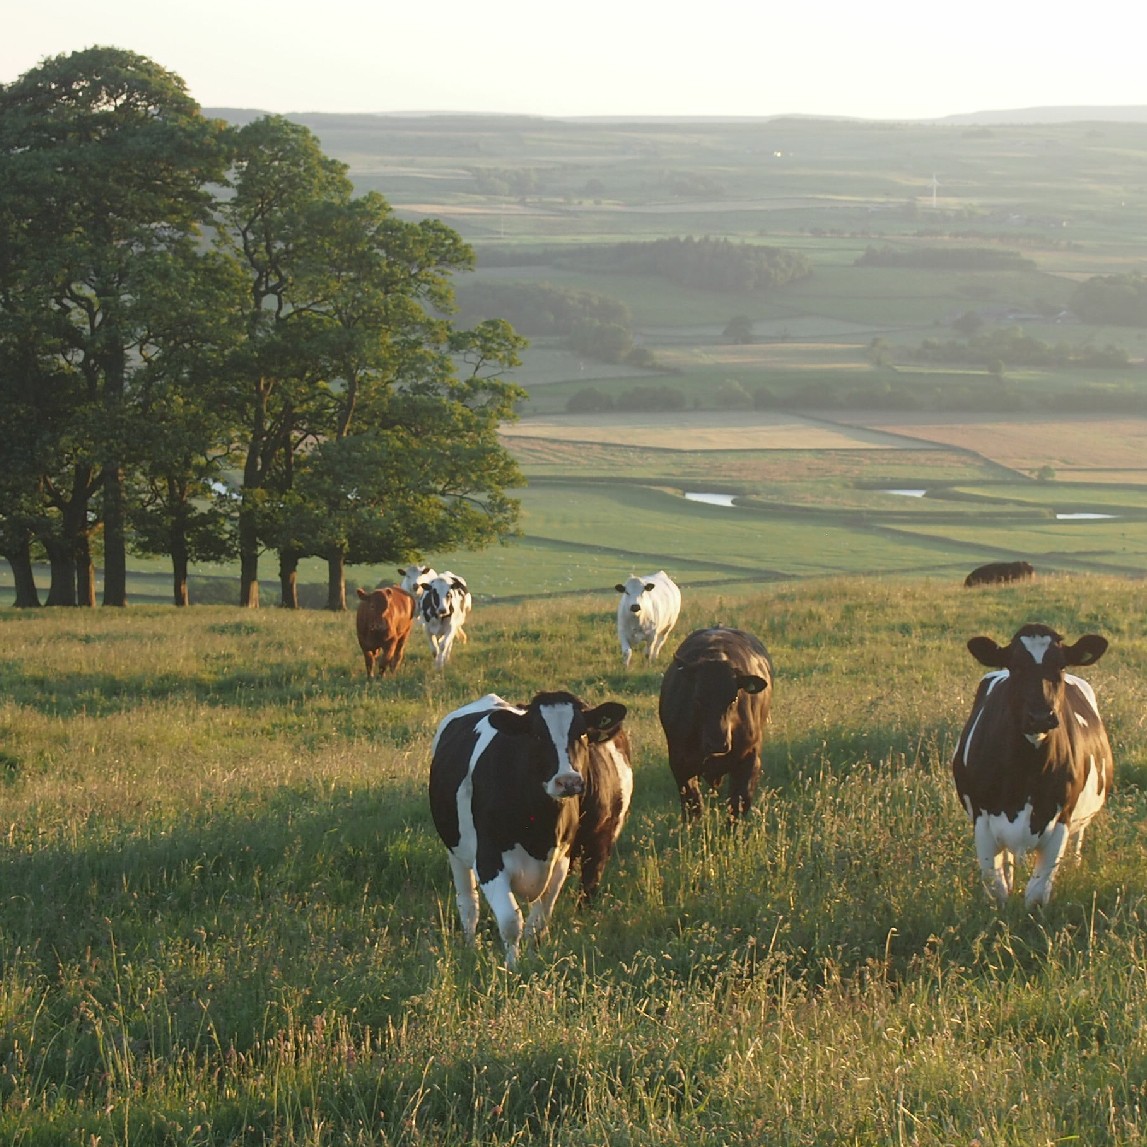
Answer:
[417,570,472,669]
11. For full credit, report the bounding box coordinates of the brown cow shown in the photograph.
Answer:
[658,627,774,821]
[355,587,416,677]
[965,560,1035,588]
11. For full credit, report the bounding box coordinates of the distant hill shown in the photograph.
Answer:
[205,106,1147,127]
[937,106,1147,125]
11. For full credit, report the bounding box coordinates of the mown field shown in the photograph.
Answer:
[3,573,1147,1144]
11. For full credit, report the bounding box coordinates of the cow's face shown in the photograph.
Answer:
[675,657,769,756]
[967,624,1108,743]
[488,693,627,799]
[616,577,656,615]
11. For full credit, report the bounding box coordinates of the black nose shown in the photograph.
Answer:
[1025,709,1059,734]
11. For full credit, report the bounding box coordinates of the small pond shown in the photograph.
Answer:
[685,492,737,508]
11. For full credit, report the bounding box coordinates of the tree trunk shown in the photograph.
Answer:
[44,536,77,606]
[4,542,42,608]
[171,538,190,607]
[279,548,300,609]
[239,541,260,608]
[101,463,128,606]
[326,549,346,611]
[75,532,95,607]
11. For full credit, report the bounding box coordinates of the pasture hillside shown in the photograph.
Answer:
[207,111,1147,423]
[2,573,1147,1143]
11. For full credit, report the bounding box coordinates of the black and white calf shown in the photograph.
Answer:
[417,571,472,669]
[428,691,632,967]
[952,623,1113,907]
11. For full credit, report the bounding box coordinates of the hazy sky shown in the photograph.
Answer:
[2,0,1142,121]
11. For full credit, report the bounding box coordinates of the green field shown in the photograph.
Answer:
[4,575,1147,1143]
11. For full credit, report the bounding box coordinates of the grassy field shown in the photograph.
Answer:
[3,573,1147,1143]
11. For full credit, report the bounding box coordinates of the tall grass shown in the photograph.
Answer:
[2,573,1146,1143]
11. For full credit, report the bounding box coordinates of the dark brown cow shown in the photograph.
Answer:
[355,586,416,677]
[965,560,1035,588]
[658,627,773,820]
[952,622,1112,907]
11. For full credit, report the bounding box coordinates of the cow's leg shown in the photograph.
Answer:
[523,854,571,949]
[1025,823,1070,908]
[620,641,633,669]
[391,631,411,673]
[678,776,703,821]
[725,753,761,821]
[447,854,480,944]
[480,871,524,968]
[434,633,454,670]
[973,816,1013,904]
[649,629,671,660]
[1070,824,1087,862]
[363,649,377,678]
[573,834,612,904]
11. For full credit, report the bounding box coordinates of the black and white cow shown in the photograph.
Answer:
[416,571,471,669]
[428,691,632,967]
[952,622,1113,907]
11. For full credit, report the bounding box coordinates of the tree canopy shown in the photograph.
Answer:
[0,49,526,609]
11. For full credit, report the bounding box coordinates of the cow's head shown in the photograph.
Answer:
[616,577,657,615]
[488,691,628,799]
[967,623,1108,744]
[673,656,769,757]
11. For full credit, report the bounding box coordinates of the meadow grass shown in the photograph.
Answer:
[2,573,1147,1144]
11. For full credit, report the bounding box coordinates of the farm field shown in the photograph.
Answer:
[3,574,1147,1143]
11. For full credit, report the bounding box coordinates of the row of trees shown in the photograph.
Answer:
[0,48,527,609]
[1071,273,1147,326]
[609,237,811,294]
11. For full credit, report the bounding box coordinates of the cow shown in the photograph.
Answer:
[428,691,632,968]
[658,627,773,821]
[615,570,682,669]
[397,563,437,600]
[417,571,472,669]
[965,560,1035,588]
[355,586,416,678]
[951,622,1113,908]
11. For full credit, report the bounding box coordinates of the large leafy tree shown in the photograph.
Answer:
[0,46,229,605]
[278,193,526,609]
[127,247,249,605]
[216,115,353,608]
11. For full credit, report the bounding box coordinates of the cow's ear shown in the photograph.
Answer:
[421,565,431,574]
[644,582,656,592]
[487,708,530,736]
[737,674,769,695]
[357,587,368,599]
[450,576,466,590]
[1065,634,1108,667]
[585,701,627,740]
[967,636,1007,667]
[615,583,626,594]
[396,567,405,578]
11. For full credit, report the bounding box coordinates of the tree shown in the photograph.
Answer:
[126,248,248,605]
[0,47,230,606]
[723,314,755,344]
[216,114,353,608]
